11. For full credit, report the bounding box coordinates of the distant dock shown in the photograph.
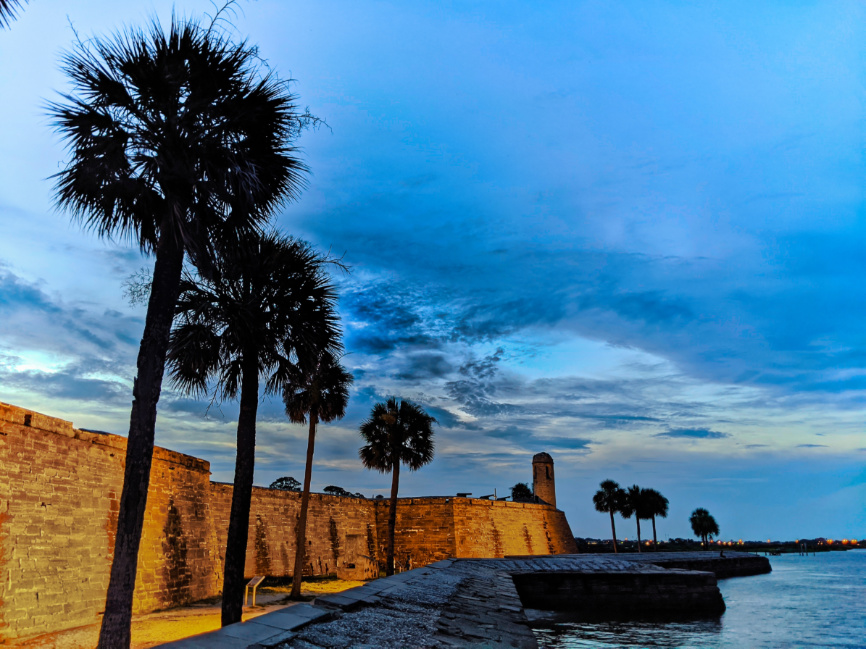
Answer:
[158,551,771,649]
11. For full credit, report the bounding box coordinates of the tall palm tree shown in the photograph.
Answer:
[283,350,353,599]
[167,232,340,625]
[592,479,626,554]
[50,18,307,648]
[643,488,669,549]
[0,0,25,28]
[359,398,436,576]
[620,484,649,553]
[689,507,720,549]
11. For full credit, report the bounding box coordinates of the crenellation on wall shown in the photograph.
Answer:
[0,402,577,643]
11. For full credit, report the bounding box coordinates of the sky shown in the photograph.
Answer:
[0,0,864,542]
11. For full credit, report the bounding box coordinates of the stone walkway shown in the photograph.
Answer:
[155,552,768,649]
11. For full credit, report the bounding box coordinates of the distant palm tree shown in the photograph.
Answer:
[50,18,308,648]
[620,484,650,553]
[689,508,720,549]
[284,350,353,599]
[643,488,669,548]
[359,398,436,575]
[167,232,340,625]
[593,479,626,554]
[0,0,25,28]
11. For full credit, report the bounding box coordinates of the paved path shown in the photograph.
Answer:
[155,552,767,649]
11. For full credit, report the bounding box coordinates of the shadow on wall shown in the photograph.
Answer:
[255,515,271,576]
[160,498,191,607]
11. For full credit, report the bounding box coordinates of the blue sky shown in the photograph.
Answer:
[1,0,864,541]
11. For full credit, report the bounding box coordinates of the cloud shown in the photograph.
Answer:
[0,265,142,358]
[535,436,593,451]
[655,428,731,440]
[796,443,828,449]
[393,352,454,381]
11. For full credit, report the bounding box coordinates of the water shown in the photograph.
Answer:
[532,550,866,648]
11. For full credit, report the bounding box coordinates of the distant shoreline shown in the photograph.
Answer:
[574,538,865,554]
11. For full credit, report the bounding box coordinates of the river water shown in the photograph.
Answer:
[532,549,866,648]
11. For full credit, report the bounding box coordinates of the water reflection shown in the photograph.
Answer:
[531,551,866,648]
[534,618,722,649]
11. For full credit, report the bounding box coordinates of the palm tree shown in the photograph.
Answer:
[50,18,307,648]
[167,232,340,625]
[620,484,650,553]
[0,0,25,28]
[643,488,669,549]
[283,350,353,599]
[359,398,436,576]
[592,479,626,554]
[689,508,720,549]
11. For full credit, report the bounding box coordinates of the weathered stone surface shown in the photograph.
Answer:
[272,554,734,649]
[610,550,772,578]
[511,570,725,618]
[0,402,221,641]
[150,553,759,649]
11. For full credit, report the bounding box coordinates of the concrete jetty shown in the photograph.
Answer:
[158,551,769,649]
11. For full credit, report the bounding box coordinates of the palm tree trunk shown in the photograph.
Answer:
[290,412,318,599]
[636,518,642,553]
[652,515,658,550]
[609,510,618,554]
[221,357,260,626]
[386,461,400,576]
[97,235,184,649]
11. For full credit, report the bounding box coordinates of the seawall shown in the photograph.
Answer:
[159,553,741,649]
[612,551,772,578]
[0,402,576,642]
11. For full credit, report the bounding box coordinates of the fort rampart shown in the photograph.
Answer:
[0,402,576,642]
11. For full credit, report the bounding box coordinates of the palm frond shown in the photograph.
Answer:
[358,398,436,474]
[0,0,26,28]
[50,16,310,260]
[168,231,343,413]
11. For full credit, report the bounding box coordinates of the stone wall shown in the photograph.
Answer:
[0,402,222,642]
[378,498,457,569]
[0,402,577,642]
[209,484,378,579]
[452,498,577,558]
[378,497,577,568]
[511,570,726,618]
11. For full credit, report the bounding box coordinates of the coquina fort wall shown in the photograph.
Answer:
[0,402,576,642]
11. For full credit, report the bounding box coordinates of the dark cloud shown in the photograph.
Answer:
[796,443,828,449]
[444,349,524,417]
[340,280,438,354]
[0,265,142,357]
[0,366,128,403]
[655,428,731,440]
[393,352,454,381]
[535,436,593,451]
[581,290,694,326]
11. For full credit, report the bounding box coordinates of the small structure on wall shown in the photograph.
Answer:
[532,452,557,507]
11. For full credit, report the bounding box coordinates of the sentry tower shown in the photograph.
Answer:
[532,452,556,507]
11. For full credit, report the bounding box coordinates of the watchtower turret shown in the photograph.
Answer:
[532,452,556,507]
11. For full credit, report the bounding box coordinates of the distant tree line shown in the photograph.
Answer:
[592,479,720,552]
